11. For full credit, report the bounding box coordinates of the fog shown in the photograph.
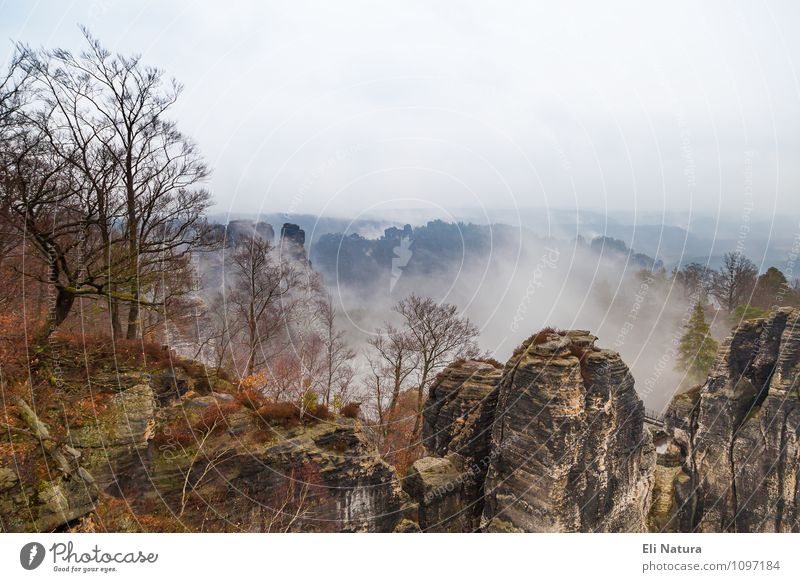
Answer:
[320,227,695,411]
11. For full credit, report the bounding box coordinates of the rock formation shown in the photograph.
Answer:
[482,330,655,532]
[407,360,502,531]
[225,220,275,245]
[406,330,656,532]
[655,308,800,532]
[280,223,307,262]
[1,362,405,532]
[8,311,799,533]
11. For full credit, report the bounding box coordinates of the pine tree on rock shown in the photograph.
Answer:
[676,300,718,385]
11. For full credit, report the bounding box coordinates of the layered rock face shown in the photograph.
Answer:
[660,308,800,532]
[408,360,502,531]
[1,368,405,532]
[11,311,799,533]
[406,331,656,532]
[482,331,655,532]
[144,405,405,533]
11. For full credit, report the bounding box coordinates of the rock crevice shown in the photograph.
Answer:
[655,308,800,533]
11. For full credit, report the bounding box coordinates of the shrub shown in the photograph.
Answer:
[340,402,360,419]
[256,402,301,429]
[301,390,318,412]
[512,327,562,357]
[235,387,266,410]
[44,332,211,387]
[530,326,560,345]
[195,401,240,434]
[479,357,504,369]
[378,391,423,476]
[152,420,197,448]
[305,403,332,422]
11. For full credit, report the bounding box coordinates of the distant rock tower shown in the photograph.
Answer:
[280,223,307,262]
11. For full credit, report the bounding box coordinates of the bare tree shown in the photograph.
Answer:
[196,292,237,373]
[227,235,298,377]
[711,252,758,312]
[178,417,231,518]
[675,262,713,299]
[1,53,38,313]
[367,325,418,415]
[18,28,215,338]
[0,126,94,330]
[393,294,480,436]
[317,295,355,406]
[0,50,28,134]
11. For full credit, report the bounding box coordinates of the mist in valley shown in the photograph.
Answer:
[311,222,695,411]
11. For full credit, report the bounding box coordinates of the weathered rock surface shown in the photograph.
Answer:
[662,308,800,532]
[12,310,799,533]
[1,370,406,532]
[67,378,155,494]
[403,456,465,532]
[416,360,501,531]
[142,412,406,533]
[407,331,656,532]
[0,399,99,532]
[482,330,655,532]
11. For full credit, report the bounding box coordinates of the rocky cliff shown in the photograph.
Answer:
[0,351,405,532]
[409,360,502,531]
[406,330,656,532]
[7,311,799,533]
[654,307,800,532]
[482,330,656,532]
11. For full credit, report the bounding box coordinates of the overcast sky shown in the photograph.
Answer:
[2,1,799,220]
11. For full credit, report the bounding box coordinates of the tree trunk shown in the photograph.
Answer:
[109,294,122,337]
[411,368,429,437]
[124,146,139,340]
[388,366,402,411]
[126,295,139,339]
[55,288,74,327]
[246,318,257,377]
[39,287,75,339]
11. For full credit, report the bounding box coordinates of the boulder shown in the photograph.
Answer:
[403,456,466,532]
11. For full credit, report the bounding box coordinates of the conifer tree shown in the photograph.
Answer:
[676,300,718,385]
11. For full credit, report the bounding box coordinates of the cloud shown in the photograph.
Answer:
[2,0,799,218]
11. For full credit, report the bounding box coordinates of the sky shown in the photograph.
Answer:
[2,0,799,221]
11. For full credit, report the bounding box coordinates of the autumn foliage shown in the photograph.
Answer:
[340,402,360,419]
[376,391,423,476]
[256,401,302,428]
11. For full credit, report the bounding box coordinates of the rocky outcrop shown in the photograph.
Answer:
[1,370,406,532]
[143,407,405,533]
[415,360,501,531]
[661,308,800,532]
[0,399,99,532]
[280,223,307,262]
[645,387,700,532]
[406,331,656,532]
[482,330,655,532]
[403,457,466,532]
[13,310,799,533]
[67,377,155,494]
[234,220,274,243]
